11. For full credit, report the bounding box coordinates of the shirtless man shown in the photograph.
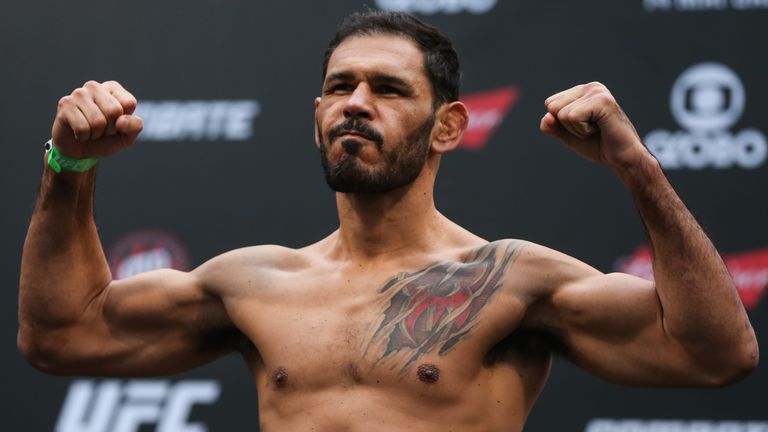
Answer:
[19,11,758,432]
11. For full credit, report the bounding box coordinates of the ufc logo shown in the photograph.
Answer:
[55,379,221,432]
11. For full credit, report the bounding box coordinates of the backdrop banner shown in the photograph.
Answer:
[3,1,766,430]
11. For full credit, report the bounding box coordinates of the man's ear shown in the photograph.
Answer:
[314,97,322,149]
[431,101,469,154]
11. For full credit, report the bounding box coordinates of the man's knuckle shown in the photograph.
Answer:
[83,80,100,89]
[72,88,89,99]
[592,85,612,98]
[588,81,605,89]
[596,92,616,107]
[104,105,123,118]
[74,123,90,134]
[124,96,138,109]
[92,116,108,129]
[105,80,124,90]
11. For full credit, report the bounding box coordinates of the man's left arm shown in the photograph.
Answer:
[534,82,758,386]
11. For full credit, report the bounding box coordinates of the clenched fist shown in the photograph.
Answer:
[540,82,650,169]
[52,80,143,159]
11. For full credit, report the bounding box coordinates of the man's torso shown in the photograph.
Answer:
[208,237,557,432]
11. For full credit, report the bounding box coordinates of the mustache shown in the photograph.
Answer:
[327,120,384,150]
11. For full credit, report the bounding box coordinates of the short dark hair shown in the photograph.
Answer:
[322,11,461,108]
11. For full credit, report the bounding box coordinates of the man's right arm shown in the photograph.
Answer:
[18,81,241,376]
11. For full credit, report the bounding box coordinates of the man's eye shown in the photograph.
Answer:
[327,84,353,94]
[376,85,400,94]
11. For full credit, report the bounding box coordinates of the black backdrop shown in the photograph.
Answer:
[3,1,767,430]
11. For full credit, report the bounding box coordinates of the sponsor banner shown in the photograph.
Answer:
[134,100,261,142]
[374,0,497,14]
[644,0,768,11]
[459,86,520,150]
[616,246,768,309]
[586,419,768,432]
[644,63,767,170]
[56,379,221,432]
[107,229,191,279]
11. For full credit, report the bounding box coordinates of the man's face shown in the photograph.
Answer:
[315,34,437,193]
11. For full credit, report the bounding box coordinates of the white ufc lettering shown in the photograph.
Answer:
[55,379,221,432]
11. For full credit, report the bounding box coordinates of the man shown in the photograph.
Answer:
[19,11,757,432]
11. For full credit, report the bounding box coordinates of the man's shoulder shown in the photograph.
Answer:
[489,239,603,299]
[486,239,582,266]
[480,238,600,283]
[203,244,315,271]
[192,244,315,293]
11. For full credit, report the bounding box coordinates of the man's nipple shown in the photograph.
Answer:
[271,367,289,388]
[417,363,440,384]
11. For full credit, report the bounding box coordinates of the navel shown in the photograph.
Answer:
[416,363,440,384]
[271,367,288,388]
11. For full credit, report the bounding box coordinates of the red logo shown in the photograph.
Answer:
[616,246,768,309]
[107,229,191,279]
[459,86,520,150]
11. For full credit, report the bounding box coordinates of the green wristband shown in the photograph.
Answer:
[45,140,98,173]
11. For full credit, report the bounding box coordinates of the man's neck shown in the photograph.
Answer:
[333,174,447,262]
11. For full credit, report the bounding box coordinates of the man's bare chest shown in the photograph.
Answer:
[228,240,528,390]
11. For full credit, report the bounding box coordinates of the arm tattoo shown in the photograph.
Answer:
[364,240,522,372]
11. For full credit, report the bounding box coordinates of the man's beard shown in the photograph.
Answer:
[318,114,435,194]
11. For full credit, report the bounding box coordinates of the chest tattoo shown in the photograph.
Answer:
[364,240,522,372]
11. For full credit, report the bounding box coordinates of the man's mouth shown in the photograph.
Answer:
[326,120,384,151]
[338,130,374,141]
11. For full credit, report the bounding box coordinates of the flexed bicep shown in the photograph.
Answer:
[26,267,241,377]
[519,243,719,387]
[548,272,699,386]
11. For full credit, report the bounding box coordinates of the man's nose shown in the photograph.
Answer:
[343,84,374,120]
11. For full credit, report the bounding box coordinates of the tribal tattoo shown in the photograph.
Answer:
[364,240,522,372]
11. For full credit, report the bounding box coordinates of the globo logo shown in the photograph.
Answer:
[644,62,767,170]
